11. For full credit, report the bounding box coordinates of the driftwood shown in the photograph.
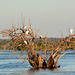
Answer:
[0,22,75,68]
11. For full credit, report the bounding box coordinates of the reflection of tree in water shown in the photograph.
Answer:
[27,67,55,74]
[30,68,55,71]
[0,20,75,68]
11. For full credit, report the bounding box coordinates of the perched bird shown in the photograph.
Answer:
[40,35,42,39]
[22,25,27,29]
[20,28,25,33]
[25,30,29,34]
[29,28,31,32]
[20,26,27,33]
[24,26,27,30]
[70,29,73,34]
[24,41,27,45]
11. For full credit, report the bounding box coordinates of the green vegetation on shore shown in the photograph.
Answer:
[0,37,75,50]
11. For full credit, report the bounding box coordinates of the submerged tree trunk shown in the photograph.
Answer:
[47,56,54,68]
[0,21,75,69]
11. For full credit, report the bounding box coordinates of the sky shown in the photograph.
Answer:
[0,0,75,38]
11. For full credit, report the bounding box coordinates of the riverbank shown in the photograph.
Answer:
[0,37,75,50]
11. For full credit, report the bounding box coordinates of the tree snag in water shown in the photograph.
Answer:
[0,21,75,68]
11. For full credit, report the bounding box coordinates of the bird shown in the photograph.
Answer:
[40,35,42,39]
[24,41,27,45]
[29,28,31,32]
[24,26,27,30]
[25,30,29,34]
[22,25,27,29]
[20,26,27,33]
[70,29,73,34]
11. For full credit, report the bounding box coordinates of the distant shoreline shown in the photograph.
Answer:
[0,38,75,50]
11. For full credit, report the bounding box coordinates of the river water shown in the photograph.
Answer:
[0,50,75,75]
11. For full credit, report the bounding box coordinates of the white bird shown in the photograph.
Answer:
[70,29,73,34]
[24,41,27,45]
[25,30,29,34]
[29,28,31,32]
[22,25,27,30]
[40,35,42,39]
[40,35,42,37]
[24,26,27,30]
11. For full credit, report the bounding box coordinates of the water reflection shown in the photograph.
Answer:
[27,68,61,75]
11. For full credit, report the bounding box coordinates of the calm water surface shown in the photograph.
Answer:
[0,50,75,75]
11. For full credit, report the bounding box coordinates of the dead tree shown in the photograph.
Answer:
[47,35,75,68]
[0,23,75,68]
